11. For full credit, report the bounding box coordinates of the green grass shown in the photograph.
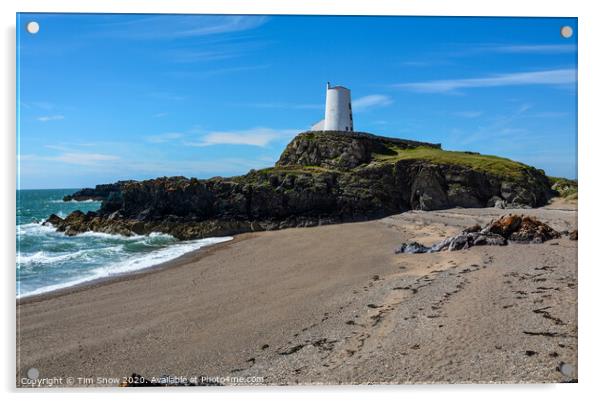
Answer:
[235,165,336,182]
[372,146,531,179]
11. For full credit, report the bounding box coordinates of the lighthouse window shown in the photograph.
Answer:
[348,103,351,110]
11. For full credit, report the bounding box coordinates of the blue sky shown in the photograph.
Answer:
[17,14,577,189]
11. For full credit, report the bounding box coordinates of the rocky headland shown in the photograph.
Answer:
[47,130,557,239]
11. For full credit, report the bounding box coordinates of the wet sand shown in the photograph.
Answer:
[16,204,577,386]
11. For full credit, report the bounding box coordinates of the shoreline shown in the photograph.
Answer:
[17,201,576,304]
[17,233,250,305]
[16,206,577,385]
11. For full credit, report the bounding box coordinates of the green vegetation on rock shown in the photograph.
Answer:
[548,176,578,199]
[53,130,557,239]
[373,145,532,180]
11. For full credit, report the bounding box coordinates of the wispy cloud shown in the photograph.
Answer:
[167,64,271,80]
[98,15,269,40]
[165,40,269,64]
[165,49,239,63]
[532,111,569,118]
[243,102,322,110]
[145,132,183,143]
[353,95,393,111]
[457,103,533,145]
[452,111,483,118]
[148,92,185,101]
[52,152,119,165]
[37,115,64,122]
[394,69,576,94]
[24,151,120,167]
[153,112,168,118]
[187,127,300,148]
[489,44,577,54]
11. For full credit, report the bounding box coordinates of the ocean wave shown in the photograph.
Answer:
[17,236,233,298]
[50,199,102,204]
[17,222,58,237]
[17,245,125,267]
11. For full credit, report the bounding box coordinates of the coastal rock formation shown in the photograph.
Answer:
[550,177,578,200]
[396,214,561,254]
[63,181,134,202]
[48,131,555,239]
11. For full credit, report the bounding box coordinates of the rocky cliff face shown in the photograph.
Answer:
[48,131,554,239]
[63,181,135,202]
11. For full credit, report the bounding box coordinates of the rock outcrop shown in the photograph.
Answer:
[47,131,556,239]
[396,214,562,254]
[63,181,134,202]
[550,177,578,200]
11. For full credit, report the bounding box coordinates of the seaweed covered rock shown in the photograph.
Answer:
[397,214,561,253]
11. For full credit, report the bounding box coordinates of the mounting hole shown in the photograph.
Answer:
[26,21,40,35]
[27,367,39,380]
[560,26,573,39]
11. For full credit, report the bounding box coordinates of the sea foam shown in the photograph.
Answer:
[17,235,232,298]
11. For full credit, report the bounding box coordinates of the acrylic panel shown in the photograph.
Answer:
[16,14,578,387]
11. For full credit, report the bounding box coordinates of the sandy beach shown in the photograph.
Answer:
[16,203,577,386]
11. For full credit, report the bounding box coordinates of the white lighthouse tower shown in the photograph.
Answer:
[311,82,353,132]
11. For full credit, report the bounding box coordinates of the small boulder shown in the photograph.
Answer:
[486,214,522,237]
[43,213,63,226]
[473,233,507,246]
[448,233,471,251]
[395,242,430,254]
[507,215,560,243]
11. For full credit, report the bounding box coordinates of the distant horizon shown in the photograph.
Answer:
[17,14,577,189]
[16,132,578,190]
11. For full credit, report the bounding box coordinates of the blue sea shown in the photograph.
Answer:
[16,189,232,298]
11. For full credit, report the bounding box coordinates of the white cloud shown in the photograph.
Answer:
[146,132,183,143]
[188,127,300,148]
[37,115,64,122]
[394,69,576,93]
[353,95,393,111]
[153,112,168,118]
[52,152,119,166]
[24,151,120,167]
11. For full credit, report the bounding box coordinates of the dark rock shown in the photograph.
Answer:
[506,215,561,243]
[399,214,555,253]
[63,180,135,202]
[473,233,507,246]
[395,242,430,254]
[43,213,63,226]
[569,230,578,241]
[448,233,471,251]
[487,196,506,209]
[485,214,523,237]
[277,131,440,169]
[49,131,556,239]
[410,168,449,210]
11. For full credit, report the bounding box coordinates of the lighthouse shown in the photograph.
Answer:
[311,82,353,132]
